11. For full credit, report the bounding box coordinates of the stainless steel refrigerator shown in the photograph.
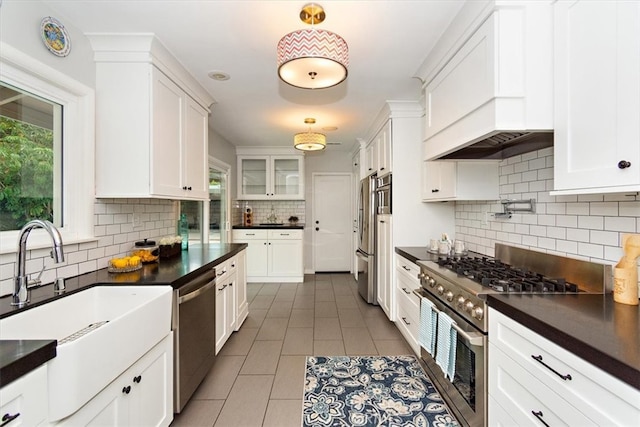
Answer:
[356,173,377,304]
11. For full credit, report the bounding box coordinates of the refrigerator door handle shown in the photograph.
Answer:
[356,249,369,260]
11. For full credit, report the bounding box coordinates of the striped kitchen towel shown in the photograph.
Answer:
[419,297,437,356]
[435,310,458,381]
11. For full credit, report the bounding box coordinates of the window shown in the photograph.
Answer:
[0,44,94,253]
[0,82,63,231]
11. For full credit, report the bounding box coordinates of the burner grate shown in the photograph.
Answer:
[438,256,579,293]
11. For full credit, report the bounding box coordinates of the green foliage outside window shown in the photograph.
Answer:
[0,116,54,231]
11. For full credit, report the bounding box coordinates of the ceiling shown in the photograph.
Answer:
[43,0,465,153]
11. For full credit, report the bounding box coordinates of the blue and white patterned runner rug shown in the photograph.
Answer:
[303,355,459,427]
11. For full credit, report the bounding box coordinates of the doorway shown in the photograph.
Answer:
[209,158,231,244]
[312,173,352,272]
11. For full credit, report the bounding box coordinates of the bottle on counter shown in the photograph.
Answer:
[179,214,189,250]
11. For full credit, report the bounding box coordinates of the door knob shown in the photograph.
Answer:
[618,160,632,169]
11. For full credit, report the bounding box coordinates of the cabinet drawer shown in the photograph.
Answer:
[215,256,237,282]
[396,291,419,354]
[396,269,421,311]
[232,229,268,240]
[267,229,302,240]
[489,308,640,425]
[395,254,420,281]
[489,344,596,426]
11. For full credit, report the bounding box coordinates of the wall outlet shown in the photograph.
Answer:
[132,213,142,228]
[482,211,489,226]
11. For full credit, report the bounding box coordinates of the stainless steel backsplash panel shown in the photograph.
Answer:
[495,243,612,293]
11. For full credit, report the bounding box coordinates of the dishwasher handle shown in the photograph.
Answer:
[178,268,217,304]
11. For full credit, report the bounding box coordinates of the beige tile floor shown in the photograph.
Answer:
[171,273,413,427]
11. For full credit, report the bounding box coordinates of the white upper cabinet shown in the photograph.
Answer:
[419,1,553,160]
[552,0,640,194]
[422,160,499,202]
[89,34,213,200]
[237,151,304,200]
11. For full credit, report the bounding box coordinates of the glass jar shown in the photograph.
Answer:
[131,238,159,263]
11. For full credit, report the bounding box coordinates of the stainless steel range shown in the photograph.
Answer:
[414,244,612,427]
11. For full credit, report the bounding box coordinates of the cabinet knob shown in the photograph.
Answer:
[315,220,319,224]
[122,385,131,394]
[380,167,385,170]
[188,186,192,191]
[432,189,439,193]
[618,160,632,169]
[368,168,372,171]
[182,186,187,190]
[133,375,142,383]
[315,227,319,231]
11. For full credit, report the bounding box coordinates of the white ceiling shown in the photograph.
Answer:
[44,0,464,152]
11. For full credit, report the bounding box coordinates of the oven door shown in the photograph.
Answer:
[414,288,487,427]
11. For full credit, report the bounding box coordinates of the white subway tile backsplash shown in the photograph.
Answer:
[566,228,590,242]
[590,202,618,216]
[454,147,639,290]
[589,230,619,246]
[578,215,604,230]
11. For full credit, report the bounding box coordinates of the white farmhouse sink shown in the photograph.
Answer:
[0,285,173,421]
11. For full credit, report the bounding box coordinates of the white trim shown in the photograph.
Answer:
[0,42,95,254]
[311,172,353,273]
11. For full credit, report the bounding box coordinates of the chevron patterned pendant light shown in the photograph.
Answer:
[277,3,348,89]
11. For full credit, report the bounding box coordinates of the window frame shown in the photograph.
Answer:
[0,42,95,254]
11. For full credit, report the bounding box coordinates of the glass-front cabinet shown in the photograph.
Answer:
[237,155,304,200]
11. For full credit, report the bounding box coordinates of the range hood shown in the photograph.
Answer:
[419,1,554,162]
[438,131,554,160]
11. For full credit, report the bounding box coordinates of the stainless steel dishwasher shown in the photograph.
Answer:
[172,266,217,413]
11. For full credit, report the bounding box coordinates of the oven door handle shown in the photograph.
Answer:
[413,289,484,347]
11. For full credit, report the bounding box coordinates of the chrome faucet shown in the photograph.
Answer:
[13,219,65,306]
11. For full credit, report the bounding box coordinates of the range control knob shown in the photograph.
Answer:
[472,306,484,320]
[428,277,436,287]
[418,272,427,280]
[436,285,445,295]
[456,295,465,309]
[464,299,474,313]
[445,290,455,302]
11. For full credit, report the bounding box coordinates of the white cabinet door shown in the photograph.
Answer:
[129,334,173,427]
[215,280,229,354]
[0,365,48,427]
[376,121,392,175]
[245,239,269,277]
[237,155,304,200]
[61,334,173,427]
[376,214,393,320]
[234,250,248,331]
[150,68,183,198]
[422,161,499,202]
[364,143,375,176]
[269,239,303,277]
[182,96,209,199]
[553,0,640,194]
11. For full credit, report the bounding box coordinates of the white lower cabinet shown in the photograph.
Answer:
[0,364,48,426]
[394,254,422,356]
[488,308,640,426]
[376,215,393,319]
[232,229,303,282]
[215,250,249,353]
[56,333,173,427]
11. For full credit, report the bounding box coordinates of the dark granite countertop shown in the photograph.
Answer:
[487,294,640,390]
[0,243,246,387]
[233,223,304,229]
[395,246,441,264]
[0,340,56,386]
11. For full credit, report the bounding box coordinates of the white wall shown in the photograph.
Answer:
[455,147,640,290]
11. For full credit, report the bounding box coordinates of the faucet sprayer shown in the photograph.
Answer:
[13,219,65,306]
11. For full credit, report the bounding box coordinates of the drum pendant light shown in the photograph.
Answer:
[294,118,326,151]
[277,3,349,89]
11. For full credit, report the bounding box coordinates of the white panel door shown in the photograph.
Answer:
[313,174,353,272]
